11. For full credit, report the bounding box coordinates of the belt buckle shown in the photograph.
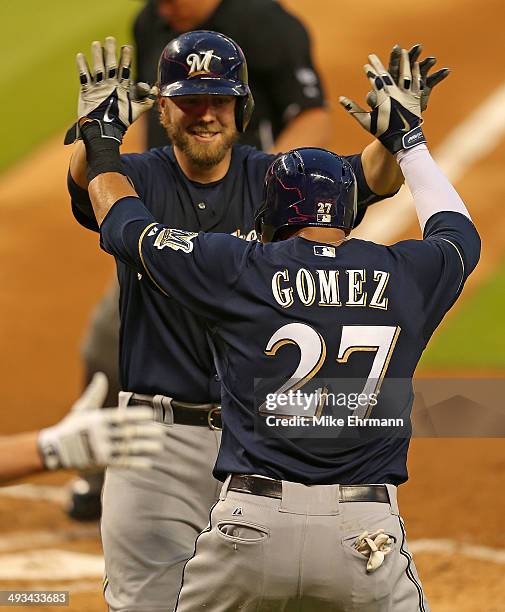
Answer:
[207,407,222,431]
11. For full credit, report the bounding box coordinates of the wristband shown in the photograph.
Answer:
[401,126,426,151]
[80,119,124,183]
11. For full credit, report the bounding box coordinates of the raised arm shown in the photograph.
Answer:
[350,44,450,197]
[340,48,470,229]
[66,37,157,191]
[341,48,479,339]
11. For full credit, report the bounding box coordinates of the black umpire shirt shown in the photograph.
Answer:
[134,0,326,150]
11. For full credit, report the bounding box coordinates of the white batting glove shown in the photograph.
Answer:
[64,36,158,145]
[37,373,165,471]
[354,529,394,572]
[366,43,450,112]
[340,50,426,155]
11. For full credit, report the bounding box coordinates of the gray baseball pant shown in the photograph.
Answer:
[176,478,429,611]
[101,408,222,611]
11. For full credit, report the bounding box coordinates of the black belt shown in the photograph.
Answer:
[229,474,390,503]
[129,394,222,430]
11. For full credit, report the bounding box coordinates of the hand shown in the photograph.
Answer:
[340,51,426,155]
[366,43,450,111]
[37,373,165,470]
[64,37,158,145]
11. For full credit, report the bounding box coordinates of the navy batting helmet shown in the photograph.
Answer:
[255,148,357,242]
[157,30,254,133]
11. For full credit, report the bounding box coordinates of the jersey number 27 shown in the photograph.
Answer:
[259,322,400,419]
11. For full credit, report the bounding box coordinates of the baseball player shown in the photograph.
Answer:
[66,33,447,610]
[77,48,480,610]
[68,0,336,518]
[0,373,164,483]
[68,36,448,521]
[133,0,331,151]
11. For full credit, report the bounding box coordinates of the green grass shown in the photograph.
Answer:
[421,260,505,370]
[0,0,141,173]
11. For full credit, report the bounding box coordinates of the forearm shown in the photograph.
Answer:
[396,144,471,231]
[0,432,44,483]
[69,141,90,190]
[360,140,404,195]
[77,118,136,225]
[269,108,332,154]
[89,173,138,226]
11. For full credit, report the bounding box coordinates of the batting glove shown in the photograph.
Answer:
[64,36,158,145]
[340,51,425,155]
[37,373,165,471]
[366,43,450,111]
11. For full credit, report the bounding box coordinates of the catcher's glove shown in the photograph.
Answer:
[64,36,157,145]
[340,50,425,155]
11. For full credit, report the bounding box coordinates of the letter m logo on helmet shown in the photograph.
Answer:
[186,50,215,76]
[157,30,254,133]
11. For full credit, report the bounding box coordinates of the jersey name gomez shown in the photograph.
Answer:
[101,197,480,485]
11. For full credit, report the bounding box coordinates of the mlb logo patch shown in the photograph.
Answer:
[314,245,336,258]
[317,213,332,223]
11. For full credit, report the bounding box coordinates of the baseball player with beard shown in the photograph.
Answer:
[77,48,479,610]
[66,33,447,611]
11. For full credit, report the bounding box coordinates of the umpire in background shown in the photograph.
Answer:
[134,0,331,151]
[67,0,330,519]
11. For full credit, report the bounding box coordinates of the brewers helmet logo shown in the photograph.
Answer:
[186,50,215,76]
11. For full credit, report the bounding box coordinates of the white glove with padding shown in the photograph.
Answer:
[38,373,164,470]
[64,36,157,144]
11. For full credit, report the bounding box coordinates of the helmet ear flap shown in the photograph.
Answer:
[235,91,255,132]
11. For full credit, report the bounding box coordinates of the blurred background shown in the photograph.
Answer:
[0,1,504,610]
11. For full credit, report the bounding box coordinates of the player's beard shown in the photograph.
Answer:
[161,116,238,169]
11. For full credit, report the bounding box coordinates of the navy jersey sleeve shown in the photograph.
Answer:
[67,153,152,233]
[67,170,98,232]
[100,196,251,321]
[391,211,480,341]
[255,2,326,122]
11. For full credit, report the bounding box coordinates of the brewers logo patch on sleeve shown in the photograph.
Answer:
[153,228,198,253]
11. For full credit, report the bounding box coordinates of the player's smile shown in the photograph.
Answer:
[160,96,238,169]
[188,126,221,142]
